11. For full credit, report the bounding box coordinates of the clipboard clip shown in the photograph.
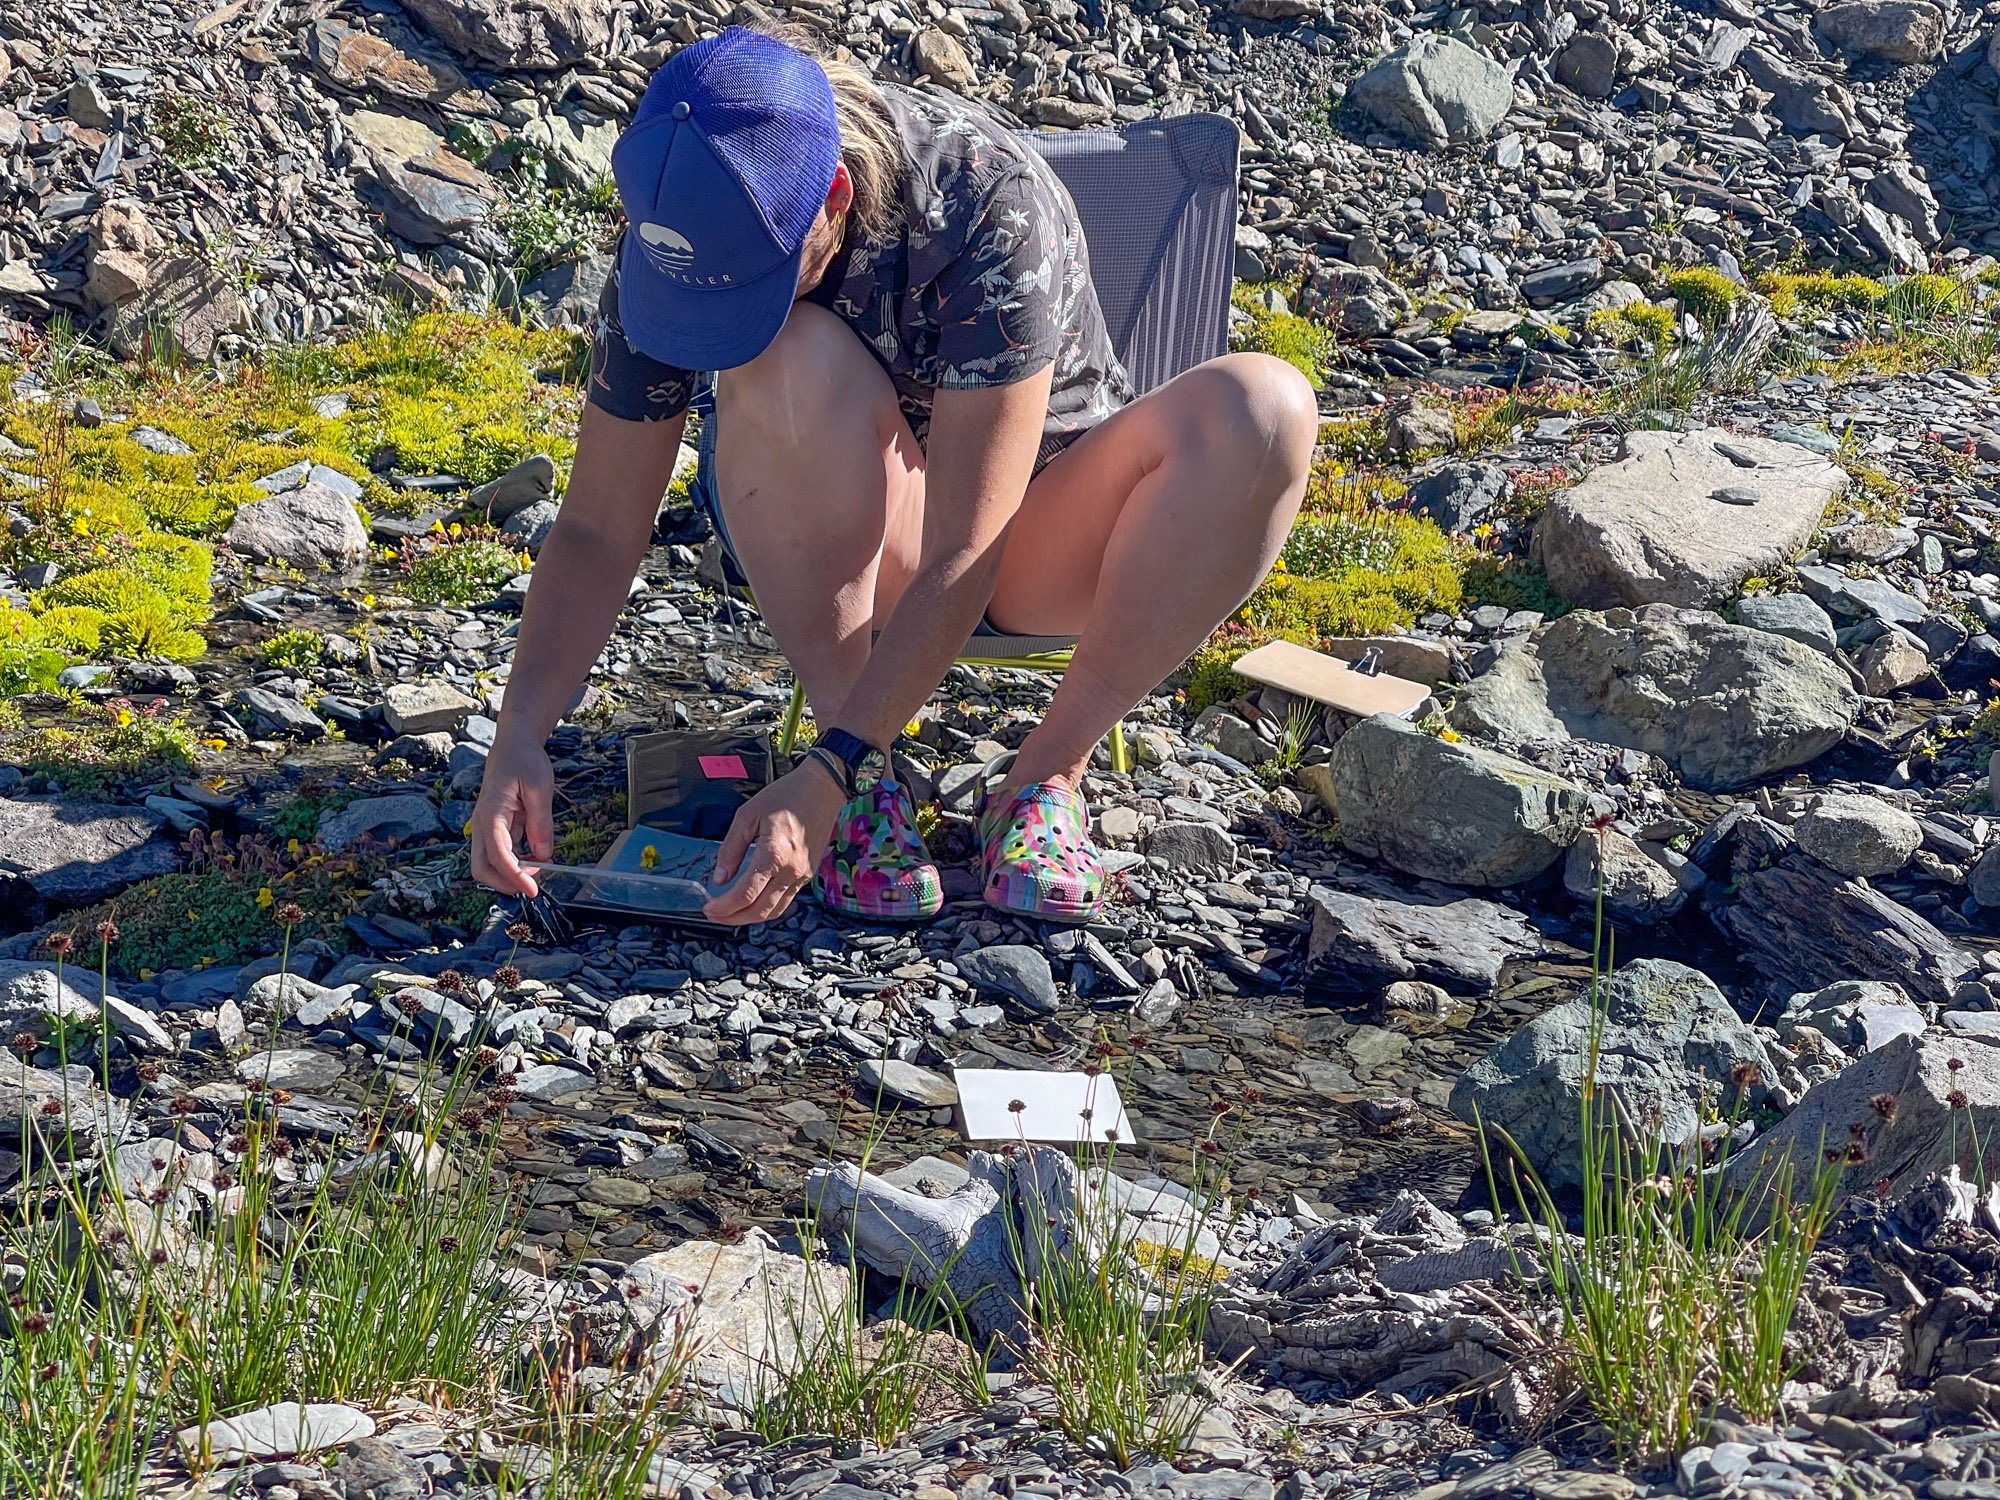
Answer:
[1353,646,1385,677]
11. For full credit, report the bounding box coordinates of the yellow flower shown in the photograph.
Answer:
[256,887,274,908]
[902,718,923,740]
[361,594,376,610]
[115,709,133,727]
[462,818,474,837]
[285,838,301,859]
[639,844,658,870]
[202,738,226,752]
[448,522,464,538]
[185,910,198,922]
[1439,728,1461,743]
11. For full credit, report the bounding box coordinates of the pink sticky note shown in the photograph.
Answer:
[699,754,749,780]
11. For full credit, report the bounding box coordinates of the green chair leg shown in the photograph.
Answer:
[1109,721,1130,775]
[778,680,806,758]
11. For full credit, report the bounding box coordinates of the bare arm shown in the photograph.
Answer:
[704,369,1052,924]
[471,401,687,893]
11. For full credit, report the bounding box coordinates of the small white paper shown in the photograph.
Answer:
[954,1067,1131,1145]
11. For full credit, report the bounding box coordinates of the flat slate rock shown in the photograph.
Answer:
[178,1401,375,1462]
[0,798,175,903]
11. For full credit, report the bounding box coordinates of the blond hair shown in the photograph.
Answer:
[742,16,905,241]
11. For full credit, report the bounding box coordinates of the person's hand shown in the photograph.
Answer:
[470,736,556,897]
[704,764,848,926]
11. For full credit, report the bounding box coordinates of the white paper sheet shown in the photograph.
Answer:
[954,1067,1132,1144]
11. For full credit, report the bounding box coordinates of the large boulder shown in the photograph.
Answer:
[0,961,101,1041]
[1563,829,1685,924]
[1536,429,1845,610]
[1306,882,1545,995]
[402,0,614,67]
[1449,608,1860,792]
[1725,1033,2000,1207]
[0,800,176,904]
[223,481,369,570]
[1349,34,1515,149]
[1817,0,1946,62]
[1329,714,1586,888]
[1451,959,1774,1191]
[103,258,242,363]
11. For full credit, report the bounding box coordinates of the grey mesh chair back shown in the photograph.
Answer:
[1019,112,1241,396]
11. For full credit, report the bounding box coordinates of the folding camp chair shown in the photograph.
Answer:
[754,110,1244,773]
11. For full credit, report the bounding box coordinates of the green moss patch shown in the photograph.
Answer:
[1231,284,1335,387]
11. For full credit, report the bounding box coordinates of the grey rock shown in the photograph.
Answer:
[500,500,558,552]
[223,481,369,570]
[1452,960,1773,1190]
[400,0,615,70]
[1779,979,1923,1051]
[236,1050,345,1091]
[1450,609,1859,792]
[234,688,326,741]
[0,960,100,1040]
[1537,429,1845,610]
[1408,462,1510,534]
[1306,884,1544,994]
[1856,632,1930,696]
[1520,258,1605,306]
[1735,593,1837,655]
[1727,1033,2000,1206]
[1191,707,1271,766]
[318,794,444,853]
[1563,829,1685,924]
[1553,29,1619,97]
[468,453,555,522]
[177,1402,374,1463]
[1348,33,1515,148]
[1329,714,1585,888]
[856,1058,958,1109]
[1739,47,1858,139]
[0,799,175,903]
[332,1437,428,1500]
[380,680,478,736]
[1968,844,2000,908]
[956,945,1059,1015]
[1795,794,1922,878]
[1817,0,1945,62]
[1796,564,1926,626]
[1144,820,1236,871]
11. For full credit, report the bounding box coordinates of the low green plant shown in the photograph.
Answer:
[1481,843,1847,1463]
[397,524,530,606]
[498,163,622,277]
[62,831,375,975]
[1231,284,1335,386]
[1586,303,1676,349]
[1663,267,1741,329]
[0,698,201,795]
[1755,270,1883,321]
[1464,554,1570,618]
[0,922,525,1494]
[259,628,325,671]
[150,93,231,168]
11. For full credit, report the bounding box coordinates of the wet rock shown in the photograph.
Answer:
[1537,429,1844,610]
[223,481,369,570]
[1329,714,1585,888]
[1451,609,1859,792]
[1452,959,1774,1190]
[1349,33,1514,148]
[234,688,326,741]
[318,794,444,853]
[1306,884,1544,994]
[0,799,176,904]
[1795,793,1922,879]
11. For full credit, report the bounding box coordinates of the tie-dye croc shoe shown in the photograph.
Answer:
[814,770,944,922]
[974,752,1105,922]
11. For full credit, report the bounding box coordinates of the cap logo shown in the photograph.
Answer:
[638,221,695,273]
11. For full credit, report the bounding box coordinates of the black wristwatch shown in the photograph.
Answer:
[811,727,876,796]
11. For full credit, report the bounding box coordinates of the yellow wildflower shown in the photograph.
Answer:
[285,838,301,859]
[639,844,658,870]
[115,709,133,728]
[361,594,376,610]
[256,887,274,908]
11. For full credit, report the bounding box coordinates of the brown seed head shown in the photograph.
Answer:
[436,970,467,995]
[506,921,534,944]
[94,919,119,946]
[10,1032,37,1056]
[1950,1056,1967,1073]
[493,965,522,991]
[1007,1098,1026,1114]
[274,902,306,928]
[43,931,73,959]
[1729,1061,1762,1090]
[20,1311,48,1335]
[168,1096,198,1116]
[1870,1092,1900,1124]
[1949,1088,1971,1110]
[134,1062,161,1083]
[439,1234,462,1255]
[211,1169,235,1190]
[37,1099,61,1116]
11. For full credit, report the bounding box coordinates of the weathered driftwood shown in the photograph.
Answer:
[1714,816,1974,1005]
[804,1146,1101,1341]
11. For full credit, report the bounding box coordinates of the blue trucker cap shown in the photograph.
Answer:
[610,28,842,370]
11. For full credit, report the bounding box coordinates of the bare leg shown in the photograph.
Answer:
[986,354,1318,789]
[713,302,928,726]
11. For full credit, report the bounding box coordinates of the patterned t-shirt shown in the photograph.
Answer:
[587,82,1131,460]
